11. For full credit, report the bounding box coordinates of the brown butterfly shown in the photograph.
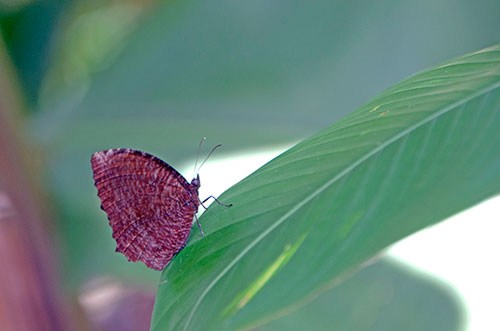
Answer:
[90,139,231,270]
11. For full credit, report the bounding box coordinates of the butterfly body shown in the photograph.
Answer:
[91,148,200,270]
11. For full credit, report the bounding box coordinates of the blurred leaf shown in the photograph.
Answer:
[35,0,500,151]
[39,1,145,103]
[0,1,68,105]
[257,258,463,331]
[0,0,35,13]
[151,45,500,330]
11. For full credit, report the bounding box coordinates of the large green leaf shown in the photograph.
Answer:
[151,44,500,330]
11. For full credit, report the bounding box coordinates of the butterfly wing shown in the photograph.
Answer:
[91,149,199,270]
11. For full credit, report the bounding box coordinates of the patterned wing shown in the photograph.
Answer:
[91,149,199,270]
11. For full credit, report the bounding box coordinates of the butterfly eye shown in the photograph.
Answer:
[191,174,200,188]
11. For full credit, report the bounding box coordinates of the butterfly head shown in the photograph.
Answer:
[191,174,201,189]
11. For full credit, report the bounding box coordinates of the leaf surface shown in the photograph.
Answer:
[258,258,462,331]
[151,45,500,330]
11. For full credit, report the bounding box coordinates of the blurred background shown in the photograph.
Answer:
[0,0,499,330]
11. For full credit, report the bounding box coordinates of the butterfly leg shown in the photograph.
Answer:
[199,195,233,209]
[195,214,204,237]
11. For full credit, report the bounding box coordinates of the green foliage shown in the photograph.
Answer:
[258,258,463,331]
[151,45,500,330]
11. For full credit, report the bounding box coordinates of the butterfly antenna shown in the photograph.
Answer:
[196,144,222,175]
[193,137,207,178]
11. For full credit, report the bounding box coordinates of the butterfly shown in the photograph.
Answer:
[90,140,231,270]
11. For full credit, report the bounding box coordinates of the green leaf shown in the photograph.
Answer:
[258,258,463,331]
[151,44,500,330]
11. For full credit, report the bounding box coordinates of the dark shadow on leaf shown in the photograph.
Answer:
[256,257,464,331]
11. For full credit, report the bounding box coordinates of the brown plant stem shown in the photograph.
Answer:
[0,39,70,331]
